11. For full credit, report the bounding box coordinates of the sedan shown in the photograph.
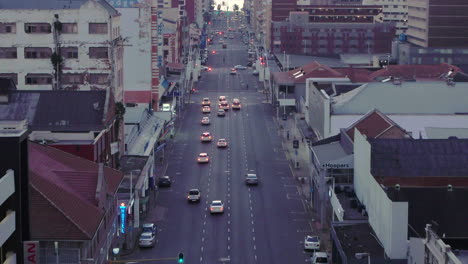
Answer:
[217,138,228,148]
[139,232,156,248]
[209,200,224,214]
[202,98,211,106]
[187,189,201,202]
[197,153,210,163]
[158,176,172,187]
[201,116,210,125]
[304,235,321,251]
[200,132,212,142]
[217,109,226,117]
[230,68,237,75]
[245,174,259,185]
[202,106,211,113]
[252,70,259,76]
[234,65,247,70]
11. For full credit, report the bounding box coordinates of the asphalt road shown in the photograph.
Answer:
[121,15,314,264]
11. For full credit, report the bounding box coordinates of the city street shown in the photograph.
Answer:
[121,14,314,264]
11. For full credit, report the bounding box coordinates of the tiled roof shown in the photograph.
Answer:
[273,61,346,84]
[368,63,461,81]
[346,109,410,141]
[29,143,123,240]
[0,90,108,132]
[369,138,468,177]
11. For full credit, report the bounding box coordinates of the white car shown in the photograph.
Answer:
[202,98,211,106]
[231,98,241,109]
[234,65,247,70]
[201,116,210,125]
[209,200,224,214]
[217,138,228,148]
[202,106,211,113]
[197,153,210,163]
[218,96,227,102]
[138,232,155,248]
[311,252,328,264]
[187,189,201,202]
[304,235,321,251]
[200,132,212,142]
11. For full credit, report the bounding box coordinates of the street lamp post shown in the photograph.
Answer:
[355,252,371,264]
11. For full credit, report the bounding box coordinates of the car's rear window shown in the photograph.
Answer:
[189,191,199,195]
[203,133,210,136]
[141,234,152,239]
[316,257,328,263]
[233,101,240,105]
[307,236,319,242]
[212,202,222,206]
[142,226,154,232]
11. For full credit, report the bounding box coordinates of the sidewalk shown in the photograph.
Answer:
[275,112,333,254]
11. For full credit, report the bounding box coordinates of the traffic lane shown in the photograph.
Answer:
[227,104,257,264]
[203,100,230,263]
[247,104,312,263]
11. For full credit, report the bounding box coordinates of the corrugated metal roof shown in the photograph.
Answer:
[0,90,107,131]
[333,81,468,114]
[369,138,468,177]
[0,0,118,15]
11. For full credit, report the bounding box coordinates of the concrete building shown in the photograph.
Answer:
[0,117,30,264]
[394,0,468,71]
[0,0,124,102]
[363,0,408,35]
[271,8,395,56]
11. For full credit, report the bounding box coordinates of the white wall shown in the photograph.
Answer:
[0,1,122,100]
[118,8,151,94]
[407,237,425,264]
[354,129,408,259]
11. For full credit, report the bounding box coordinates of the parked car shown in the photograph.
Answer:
[252,70,259,76]
[304,235,320,251]
[158,176,172,187]
[311,252,329,264]
[138,232,156,248]
[142,223,157,236]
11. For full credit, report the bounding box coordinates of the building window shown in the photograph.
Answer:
[163,50,169,58]
[0,23,16,33]
[163,38,169,46]
[24,47,52,59]
[24,23,51,33]
[62,73,84,84]
[0,47,17,58]
[0,73,18,84]
[61,23,78,34]
[89,47,108,59]
[61,47,78,59]
[89,74,109,85]
[25,74,52,85]
[89,23,108,34]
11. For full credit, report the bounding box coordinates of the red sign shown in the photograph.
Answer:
[23,241,39,264]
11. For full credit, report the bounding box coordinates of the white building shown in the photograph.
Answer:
[363,0,408,35]
[0,0,124,102]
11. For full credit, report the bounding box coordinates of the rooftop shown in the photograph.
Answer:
[333,81,468,115]
[0,0,118,15]
[386,187,468,239]
[369,138,468,177]
[0,90,110,132]
[28,142,123,240]
[275,54,346,70]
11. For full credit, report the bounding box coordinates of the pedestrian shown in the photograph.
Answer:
[287,130,290,140]
[246,84,249,89]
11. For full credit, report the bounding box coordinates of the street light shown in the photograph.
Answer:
[355,252,371,264]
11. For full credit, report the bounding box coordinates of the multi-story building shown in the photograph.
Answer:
[0,115,30,264]
[0,0,124,102]
[394,0,468,71]
[271,10,395,56]
[363,0,408,35]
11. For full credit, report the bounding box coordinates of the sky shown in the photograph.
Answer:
[214,0,244,11]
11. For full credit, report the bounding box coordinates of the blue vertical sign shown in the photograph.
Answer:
[119,203,126,234]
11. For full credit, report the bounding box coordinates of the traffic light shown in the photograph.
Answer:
[178,252,184,263]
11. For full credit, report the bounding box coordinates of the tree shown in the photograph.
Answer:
[233,4,239,15]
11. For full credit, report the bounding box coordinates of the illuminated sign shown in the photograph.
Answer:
[120,203,126,233]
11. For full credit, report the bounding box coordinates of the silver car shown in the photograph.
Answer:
[245,174,259,185]
[139,232,155,248]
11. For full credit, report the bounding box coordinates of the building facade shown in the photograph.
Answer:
[0,0,124,102]
[271,10,395,56]
[363,0,408,35]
